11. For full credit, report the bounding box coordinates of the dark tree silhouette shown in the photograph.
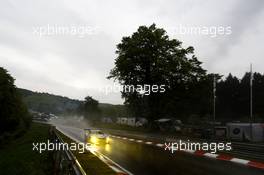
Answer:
[108,24,206,121]
[0,67,31,138]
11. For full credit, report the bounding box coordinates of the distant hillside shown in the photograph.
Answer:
[18,88,127,117]
[18,88,82,114]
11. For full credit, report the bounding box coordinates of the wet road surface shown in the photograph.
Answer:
[57,125,264,175]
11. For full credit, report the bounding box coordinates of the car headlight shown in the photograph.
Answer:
[106,137,110,144]
[90,136,98,144]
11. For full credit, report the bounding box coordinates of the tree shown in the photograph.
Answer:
[188,73,222,118]
[237,72,264,121]
[0,67,31,137]
[251,73,264,120]
[212,72,264,122]
[108,24,206,121]
[78,96,100,121]
[216,74,240,119]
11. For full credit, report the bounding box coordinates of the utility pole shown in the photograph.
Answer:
[250,63,253,141]
[213,75,216,136]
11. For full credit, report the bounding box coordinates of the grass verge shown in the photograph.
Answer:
[0,122,53,175]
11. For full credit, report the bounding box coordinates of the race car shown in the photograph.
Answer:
[84,129,110,144]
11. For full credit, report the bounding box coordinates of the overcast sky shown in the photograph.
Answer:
[0,0,264,104]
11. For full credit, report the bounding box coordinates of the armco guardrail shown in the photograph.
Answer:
[51,128,86,175]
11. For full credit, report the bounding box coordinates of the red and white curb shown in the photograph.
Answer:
[110,135,264,170]
[56,127,133,175]
[189,150,264,170]
[111,135,164,148]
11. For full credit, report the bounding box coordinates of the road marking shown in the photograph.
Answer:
[204,153,218,158]
[136,140,143,143]
[145,141,153,145]
[129,138,135,141]
[156,143,164,147]
[122,137,127,140]
[231,158,250,165]
[95,151,134,175]
[183,149,195,154]
[109,165,124,173]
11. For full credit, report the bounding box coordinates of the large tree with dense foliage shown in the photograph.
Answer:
[0,67,31,138]
[108,24,207,121]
